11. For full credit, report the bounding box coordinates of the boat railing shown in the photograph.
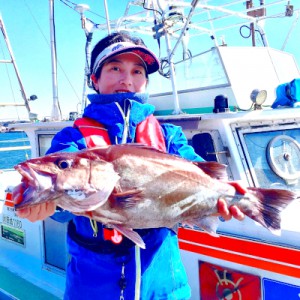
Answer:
[0,146,31,152]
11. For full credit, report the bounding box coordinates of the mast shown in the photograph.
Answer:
[0,15,32,116]
[49,0,62,121]
[75,4,93,116]
[76,0,110,114]
[103,0,111,34]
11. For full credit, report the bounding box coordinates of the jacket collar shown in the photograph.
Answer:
[87,92,149,105]
[83,93,155,142]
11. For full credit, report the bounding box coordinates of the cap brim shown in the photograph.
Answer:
[93,43,160,75]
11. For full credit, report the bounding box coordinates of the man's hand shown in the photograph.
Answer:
[12,182,56,222]
[217,198,245,221]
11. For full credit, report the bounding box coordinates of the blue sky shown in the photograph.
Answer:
[0,0,300,120]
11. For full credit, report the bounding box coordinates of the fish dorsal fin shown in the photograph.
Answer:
[194,161,228,180]
[114,143,165,153]
[78,144,166,161]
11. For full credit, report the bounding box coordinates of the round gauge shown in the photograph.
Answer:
[266,135,300,180]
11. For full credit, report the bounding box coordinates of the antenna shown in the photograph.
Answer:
[74,4,95,114]
[74,4,90,14]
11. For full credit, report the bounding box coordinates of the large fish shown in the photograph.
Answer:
[14,144,297,248]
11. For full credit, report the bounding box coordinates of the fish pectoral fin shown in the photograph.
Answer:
[192,216,220,237]
[112,189,143,208]
[113,225,146,249]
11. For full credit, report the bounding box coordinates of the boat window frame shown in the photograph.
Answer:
[231,118,300,189]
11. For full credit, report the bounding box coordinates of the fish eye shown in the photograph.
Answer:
[57,160,71,170]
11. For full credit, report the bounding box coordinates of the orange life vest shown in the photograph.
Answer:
[74,115,166,152]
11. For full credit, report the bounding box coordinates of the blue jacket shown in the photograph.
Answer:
[48,93,203,300]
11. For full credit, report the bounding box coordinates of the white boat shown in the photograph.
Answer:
[1,1,300,299]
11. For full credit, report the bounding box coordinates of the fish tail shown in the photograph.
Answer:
[241,188,298,233]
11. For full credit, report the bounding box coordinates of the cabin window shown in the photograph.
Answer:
[43,218,68,270]
[187,130,233,180]
[38,133,56,156]
[234,122,300,190]
[190,132,218,162]
[242,128,300,189]
[148,47,229,94]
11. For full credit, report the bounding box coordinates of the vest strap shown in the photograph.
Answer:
[135,114,166,152]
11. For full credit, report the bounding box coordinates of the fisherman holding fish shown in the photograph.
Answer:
[13,32,246,300]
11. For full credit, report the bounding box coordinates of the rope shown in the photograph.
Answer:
[89,218,98,237]
[134,245,141,300]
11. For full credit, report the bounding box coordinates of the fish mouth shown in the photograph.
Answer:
[14,163,57,209]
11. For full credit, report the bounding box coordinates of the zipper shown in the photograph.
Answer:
[115,100,132,144]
